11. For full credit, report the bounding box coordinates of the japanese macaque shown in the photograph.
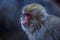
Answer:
[20,3,60,40]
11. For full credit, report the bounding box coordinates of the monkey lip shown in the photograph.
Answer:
[22,16,31,26]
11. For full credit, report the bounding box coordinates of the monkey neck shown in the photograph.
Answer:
[26,20,47,35]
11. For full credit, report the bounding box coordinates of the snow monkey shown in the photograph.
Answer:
[20,3,60,40]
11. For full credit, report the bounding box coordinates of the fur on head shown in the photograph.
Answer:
[20,3,48,34]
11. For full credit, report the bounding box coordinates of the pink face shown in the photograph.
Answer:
[21,12,32,26]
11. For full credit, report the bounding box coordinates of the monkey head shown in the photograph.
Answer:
[20,3,48,33]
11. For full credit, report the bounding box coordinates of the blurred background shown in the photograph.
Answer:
[0,0,60,40]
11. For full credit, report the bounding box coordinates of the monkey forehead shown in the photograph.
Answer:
[23,3,44,12]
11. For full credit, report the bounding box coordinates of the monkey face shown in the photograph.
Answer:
[20,3,48,33]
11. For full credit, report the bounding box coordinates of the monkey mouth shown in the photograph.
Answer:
[22,15,31,26]
[22,19,29,26]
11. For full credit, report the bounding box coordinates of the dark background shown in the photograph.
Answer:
[0,0,60,40]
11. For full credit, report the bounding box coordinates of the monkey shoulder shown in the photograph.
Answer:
[45,15,60,30]
[35,15,60,40]
[44,15,60,40]
[46,15,60,25]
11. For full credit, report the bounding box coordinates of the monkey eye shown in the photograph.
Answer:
[29,10,32,12]
[24,14,31,16]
